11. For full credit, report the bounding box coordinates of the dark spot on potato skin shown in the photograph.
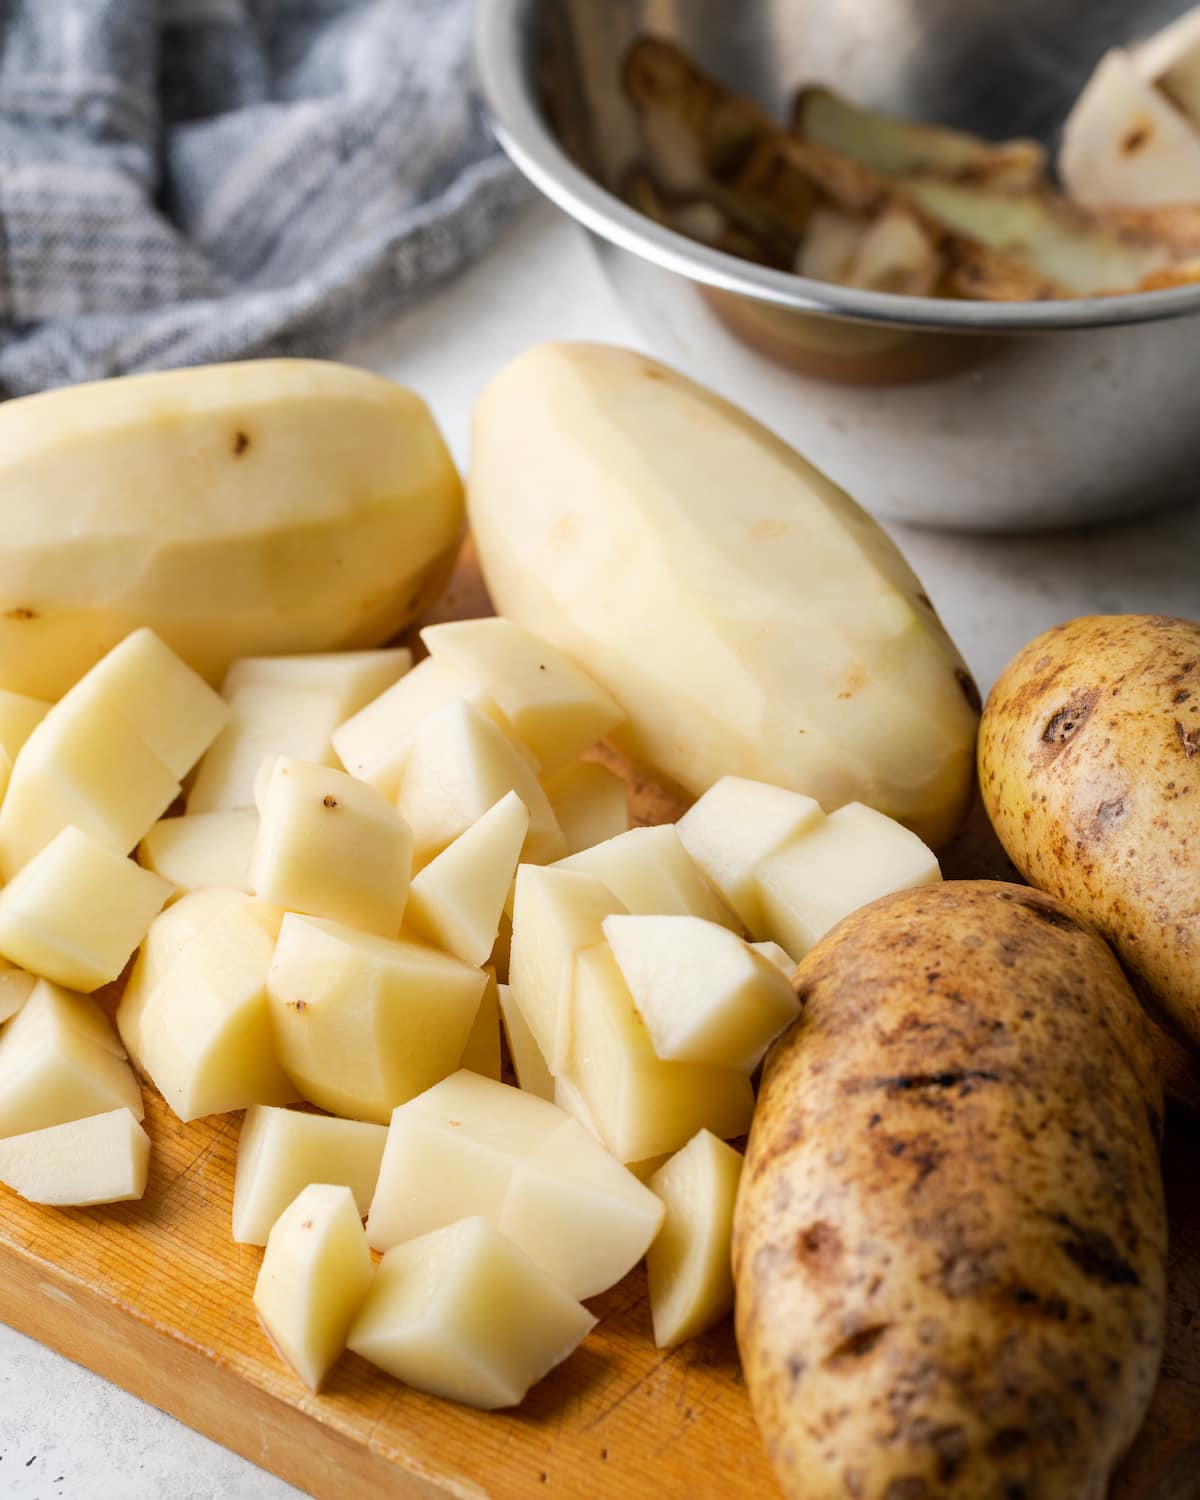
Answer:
[825,1324,890,1369]
[796,1221,842,1272]
[233,429,251,455]
[1039,690,1099,753]
[1175,720,1200,759]
[1046,1213,1140,1288]
[4,606,37,621]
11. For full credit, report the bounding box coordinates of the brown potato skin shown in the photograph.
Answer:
[734,881,1166,1500]
[978,614,1200,1049]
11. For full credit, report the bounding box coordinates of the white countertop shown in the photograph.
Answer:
[1,198,1198,1500]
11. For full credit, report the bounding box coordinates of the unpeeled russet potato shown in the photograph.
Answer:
[735,882,1167,1500]
[979,613,1200,1047]
[469,343,979,848]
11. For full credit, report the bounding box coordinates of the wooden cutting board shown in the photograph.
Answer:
[0,542,1198,1500]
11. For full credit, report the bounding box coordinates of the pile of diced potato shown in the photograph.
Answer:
[0,617,941,1407]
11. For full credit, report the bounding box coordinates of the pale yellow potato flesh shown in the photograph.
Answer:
[0,1107,150,1207]
[250,758,412,936]
[1137,7,1200,126]
[126,894,296,1121]
[0,981,144,1138]
[0,827,171,993]
[421,618,624,774]
[394,699,564,870]
[223,648,412,718]
[0,961,36,1025]
[646,1129,743,1349]
[750,940,798,976]
[541,760,629,856]
[566,943,755,1163]
[254,1183,374,1392]
[266,914,486,1124]
[602,914,800,1071]
[508,864,627,1074]
[0,690,49,762]
[675,776,825,934]
[232,1105,387,1245]
[497,981,554,1101]
[405,791,528,966]
[457,969,502,1081]
[348,1216,595,1410]
[556,825,738,930]
[754,800,941,960]
[139,810,258,897]
[0,360,463,699]
[366,1071,663,1300]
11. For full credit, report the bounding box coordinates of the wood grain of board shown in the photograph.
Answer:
[0,541,1198,1500]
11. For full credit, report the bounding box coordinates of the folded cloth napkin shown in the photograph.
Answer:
[0,0,526,397]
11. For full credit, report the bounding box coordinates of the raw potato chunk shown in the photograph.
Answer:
[557,825,738,930]
[251,759,412,936]
[541,760,629,855]
[223,649,411,717]
[736,883,1167,1500]
[331,658,506,799]
[188,681,346,813]
[676,776,824,933]
[125,895,296,1121]
[497,982,554,1101]
[421,618,624,773]
[348,1216,595,1410]
[0,690,49,761]
[267,915,486,1123]
[0,1108,150,1207]
[0,962,35,1025]
[603,914,799,1069]
[1137,7,1200,126]
[458,969,502,1081]
[254,1183,374,1392]
[0,981,143,1138]
[508,865,627,1073]
[647,1131,742,1348]
[233,1105,387,1245]
[0,827,171,992]
[405,791,528,966]
[568,944,755,1162]
[139,810,258,896]
[394,699,564,869]
[0,360,463,700]
[367,1071,663,1299]
[754,802,940,960]
[468,345,979,848]
[751,941,796,976]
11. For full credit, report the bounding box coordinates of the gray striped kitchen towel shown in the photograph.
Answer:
[0,0,526,397]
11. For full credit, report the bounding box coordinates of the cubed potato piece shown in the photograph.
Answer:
[129,895,297,1121]
[458,968,501,1081]
[63,628,229,779]
[366,1071,664,1299]
[0,981,143,1138]
[646,1130,743,1348]
[552,1073,603,1141]
[753,801,941,959]
[603,914,800,1070]
[394,700,564,870]
[497,981,554,1101]
[138,809,258,897]
[233,1105,388,1245]
[348,1216,595,1409]
[556,825,739,931]
[675,776,825,933]
[187,680,344,813]
[541,760,629,855]
[421,619,624,774]
[751,940,797,977]
[0,1108,150,1207]
[405,791,528,966]
[0,827,171,992]
[331,657,507,798]
[508,865,627,1074]
[0,961,35,1024]
[254,1183,374,1392]
[267,914,486,1123]
[251,758,412,935]
[0,689,49,762]
[224,649,412,717]
[568,943,754,1163]
[0,698,179,879]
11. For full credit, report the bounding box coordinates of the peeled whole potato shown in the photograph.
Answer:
[734,881,1166,1500]
[468,344,979,848]
[0,360,463,698]
[980,613,1200,1048]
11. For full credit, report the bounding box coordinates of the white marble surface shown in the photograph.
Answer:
[1,198,1198,1500]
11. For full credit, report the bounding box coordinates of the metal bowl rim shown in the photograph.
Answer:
[476,0,1200,333]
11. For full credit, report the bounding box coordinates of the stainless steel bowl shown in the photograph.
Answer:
[475,0,1200,532]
